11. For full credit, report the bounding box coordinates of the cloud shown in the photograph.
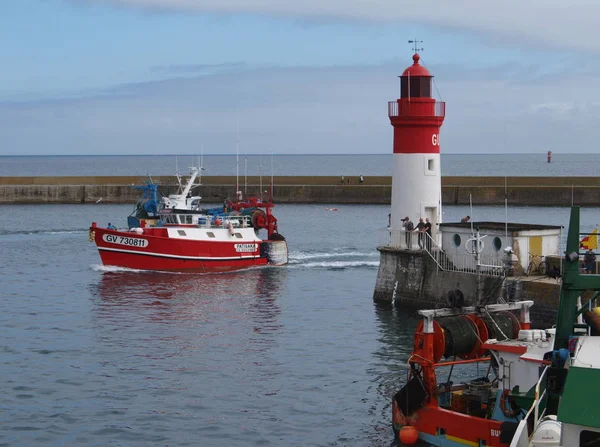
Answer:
[151,61,248,74]
[1,60,600,155]
[91,0,600,53]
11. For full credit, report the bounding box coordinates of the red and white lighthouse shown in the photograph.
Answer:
[388,52,445,244]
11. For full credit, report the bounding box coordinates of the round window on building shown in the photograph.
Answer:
[453,234,461,247]
[493,237,502,252]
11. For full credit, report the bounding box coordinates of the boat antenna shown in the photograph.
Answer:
[269,152,274,202]
[199,145,204,185]
[175,156,183,192]
[236,122,240,203]
[259,150,263,202]
[504,176,508,240]
[469,193,474,236]
[244,147,247,196]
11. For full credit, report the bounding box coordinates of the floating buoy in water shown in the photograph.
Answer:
[399,425,419,444]
[332,208,338,211]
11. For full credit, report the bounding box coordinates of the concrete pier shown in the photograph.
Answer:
[1,175,600,205]
[372,246,561,328]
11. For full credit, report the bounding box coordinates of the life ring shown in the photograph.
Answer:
[466,238,484,254]
[500,389,517,418]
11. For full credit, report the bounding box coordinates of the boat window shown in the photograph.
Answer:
[580,430,600,445]
[493,237,502,251]
[177,230,186,236]
[186,215,192,224]
[453,234,461,248]
[207,232,215,238]
[234,233,243,239]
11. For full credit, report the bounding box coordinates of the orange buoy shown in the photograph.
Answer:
[399,425,419,444]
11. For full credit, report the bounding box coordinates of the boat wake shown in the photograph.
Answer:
[90,264,150,273]
[288,249,379,270]
[291,260,379,270]
[0,228,87,236]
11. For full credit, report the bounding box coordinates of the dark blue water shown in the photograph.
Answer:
[0,153,594,177]
[3,203,600,446]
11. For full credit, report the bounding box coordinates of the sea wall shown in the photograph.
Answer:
[1,176,600,205]
[373,246,560,328]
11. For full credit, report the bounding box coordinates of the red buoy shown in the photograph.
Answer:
[399,425,419,444]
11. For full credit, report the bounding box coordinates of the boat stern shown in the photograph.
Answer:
[262,236,288,265]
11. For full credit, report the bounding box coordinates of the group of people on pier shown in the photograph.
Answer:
[399,216,432,250]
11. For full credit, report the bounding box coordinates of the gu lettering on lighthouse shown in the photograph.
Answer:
[388,45,445,246]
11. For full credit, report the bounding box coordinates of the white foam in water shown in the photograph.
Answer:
[290,260,379,269]
[90,264,148,273]
[288,251,378,262]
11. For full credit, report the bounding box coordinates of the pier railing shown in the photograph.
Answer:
[379,229,504,276]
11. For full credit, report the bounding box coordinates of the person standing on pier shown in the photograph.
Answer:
[424,218,432,250]
[584,249,597,274]
[402,217,413,248]
[415,217,426,249]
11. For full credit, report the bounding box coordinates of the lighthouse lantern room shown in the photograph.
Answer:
[388,51,445,247]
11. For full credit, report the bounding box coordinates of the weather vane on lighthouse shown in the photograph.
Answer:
[408,39,424,54]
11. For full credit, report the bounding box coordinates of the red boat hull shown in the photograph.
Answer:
[90,227,285,273]
[97,249,269,272]
[393,400,512,446]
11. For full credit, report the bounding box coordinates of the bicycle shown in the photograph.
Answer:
[525,254,548,276]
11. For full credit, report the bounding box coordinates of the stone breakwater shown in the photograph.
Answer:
[1,176,600,205]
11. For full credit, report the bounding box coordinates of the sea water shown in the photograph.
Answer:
[0,153,597,177]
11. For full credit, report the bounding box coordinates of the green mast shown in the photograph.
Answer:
[554,206,600,350]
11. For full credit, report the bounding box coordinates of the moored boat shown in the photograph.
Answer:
[392,299,541,446]
[392,206,600,446]
[89,166,288,273]
[508,206,600,446]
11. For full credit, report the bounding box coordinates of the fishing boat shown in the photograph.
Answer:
[392,207,600,446]
[89,166,288,272]
[509,206,600,446]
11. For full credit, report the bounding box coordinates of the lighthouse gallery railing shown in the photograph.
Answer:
[388,101,446,118]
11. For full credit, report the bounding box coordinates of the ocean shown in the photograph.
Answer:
[0,153,596,177]
[2,156,600,446]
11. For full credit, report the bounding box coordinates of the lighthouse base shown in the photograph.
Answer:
[373,246,559,328]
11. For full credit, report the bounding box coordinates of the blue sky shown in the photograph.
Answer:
[1,0,599,155]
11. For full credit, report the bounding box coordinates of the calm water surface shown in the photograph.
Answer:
[2,203,600,446]
[0,153,596,177]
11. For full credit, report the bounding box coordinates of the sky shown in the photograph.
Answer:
[2,0,600,155]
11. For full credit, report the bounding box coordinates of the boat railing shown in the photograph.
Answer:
[509,364,550,447]
[195,215,252,229]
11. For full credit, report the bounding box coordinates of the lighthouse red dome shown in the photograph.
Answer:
[402,53,431,77]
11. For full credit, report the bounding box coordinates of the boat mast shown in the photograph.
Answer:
[236,123,240,203]
[259,151,263,202]
[198,145,204,186]
[269,152,274,202]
